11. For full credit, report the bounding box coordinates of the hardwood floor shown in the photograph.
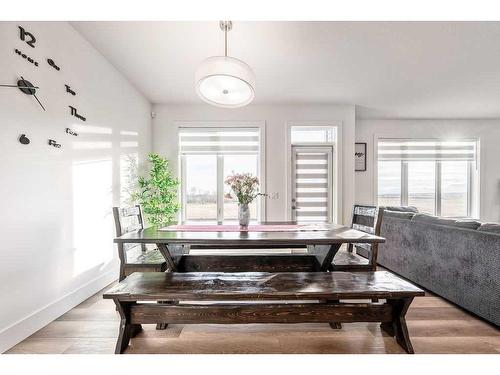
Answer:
[6,273,500,354]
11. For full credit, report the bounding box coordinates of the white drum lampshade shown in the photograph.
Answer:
[195,56,255,108]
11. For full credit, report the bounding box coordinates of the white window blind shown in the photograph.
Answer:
[378,140,477,161]
[179,128,260,155]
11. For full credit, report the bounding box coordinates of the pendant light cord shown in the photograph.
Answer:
[224,25,228,57]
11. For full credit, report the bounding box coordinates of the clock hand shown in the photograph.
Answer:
[0,84,40,89]
[32,92,46,111]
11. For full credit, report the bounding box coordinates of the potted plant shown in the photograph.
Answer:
[133,153,180,227]
[225,173,266,228]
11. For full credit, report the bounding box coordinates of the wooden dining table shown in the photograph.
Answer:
[114,222,385,273]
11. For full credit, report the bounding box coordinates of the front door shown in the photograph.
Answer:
[291,146,333,223]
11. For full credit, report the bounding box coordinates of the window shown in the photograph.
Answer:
[179,127,261,223]
[407,161,436,215]
[377,161,401,207]
[291,126,336,144]
[377,139,478,218]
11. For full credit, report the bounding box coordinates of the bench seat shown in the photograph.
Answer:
[104,271,424,354]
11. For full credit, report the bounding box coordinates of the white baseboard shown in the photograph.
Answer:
[0,269,118,353]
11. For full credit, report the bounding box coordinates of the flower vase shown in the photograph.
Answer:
[238,203,250,228]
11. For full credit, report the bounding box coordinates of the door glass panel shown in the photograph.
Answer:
[377,161,401,207]
[185,155,217,221]
[408,161,436,214]
[223,155,259,221]
[441,161,468,217]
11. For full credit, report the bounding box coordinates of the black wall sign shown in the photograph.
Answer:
[48,139,62,148]
[14,48,39,67]
[18,26,36,48]
[65,84,76,96]
[66,128,78,136]
[19,134,30,145]
[47,58,60,71]
[69,106,86,122]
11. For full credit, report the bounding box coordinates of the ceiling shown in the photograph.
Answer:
[72,21,500,118]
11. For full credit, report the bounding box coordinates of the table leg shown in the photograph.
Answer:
[307,244,342,271]
[157,244,189,272]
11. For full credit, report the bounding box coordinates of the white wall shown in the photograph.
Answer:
[355,119,500,222]
[152,104,356,224]
[0,22,152,352]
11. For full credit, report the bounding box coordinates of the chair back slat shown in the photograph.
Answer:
[353,223,375,234]
[113,205,144,237]
[351,205,383,236]
[121,206,141,217]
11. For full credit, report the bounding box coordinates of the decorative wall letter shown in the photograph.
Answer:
[14,48,39,67]
[48,139,62,148]
[19,134,30,145]
[65,84,76,96]
[47,58,61,71]
[66,128,78,136]
[69,106,86,122]
[18,26,36,48]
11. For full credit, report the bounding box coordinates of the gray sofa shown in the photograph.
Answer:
[377,207,500,327]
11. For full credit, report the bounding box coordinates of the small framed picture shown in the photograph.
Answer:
[355,142,367,171]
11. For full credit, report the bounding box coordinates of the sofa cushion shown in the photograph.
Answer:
[453,220,482,230]
[411,213,457,226]
[384,210,416,220]
[477,223,500,234]
[383,206,419,213]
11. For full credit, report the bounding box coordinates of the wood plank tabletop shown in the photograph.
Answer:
[114,223,385,246]
[103,271,424,301]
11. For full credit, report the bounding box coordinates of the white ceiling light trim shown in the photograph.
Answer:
[195,21,255,108]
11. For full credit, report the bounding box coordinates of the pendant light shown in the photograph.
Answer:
[195,21,255,108]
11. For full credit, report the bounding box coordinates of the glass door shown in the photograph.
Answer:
[291,146,333,223]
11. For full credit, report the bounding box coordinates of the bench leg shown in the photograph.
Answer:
[156,323,168,330]
[325,300,342,329]
[156,299,168,330]
[114,300,141,354]
[380,297,415,354]
[155,301,179,330]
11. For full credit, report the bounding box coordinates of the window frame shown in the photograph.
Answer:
[176,121,266,224]
[375,137,479,218]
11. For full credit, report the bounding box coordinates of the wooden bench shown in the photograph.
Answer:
[104,271,424,354]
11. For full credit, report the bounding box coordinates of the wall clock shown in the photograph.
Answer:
[0,77,46,111]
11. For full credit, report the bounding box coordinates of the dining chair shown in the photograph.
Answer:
[112,205,167,282]
[331,204,384,272]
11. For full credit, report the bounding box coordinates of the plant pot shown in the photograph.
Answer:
[238,203,250,228]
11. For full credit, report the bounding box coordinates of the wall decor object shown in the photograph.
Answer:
[14,48,39,67]
[0,77,46,111]
[0,80,39,93]
[18,25,36,48]
[355,142,367,171]
[18,77,45,111]
[66,128,78,136]
[69,105,86,121]
[65,84,76,96]
[47,58,60,71]
[48,139,61,148]
[19,134,30,145]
